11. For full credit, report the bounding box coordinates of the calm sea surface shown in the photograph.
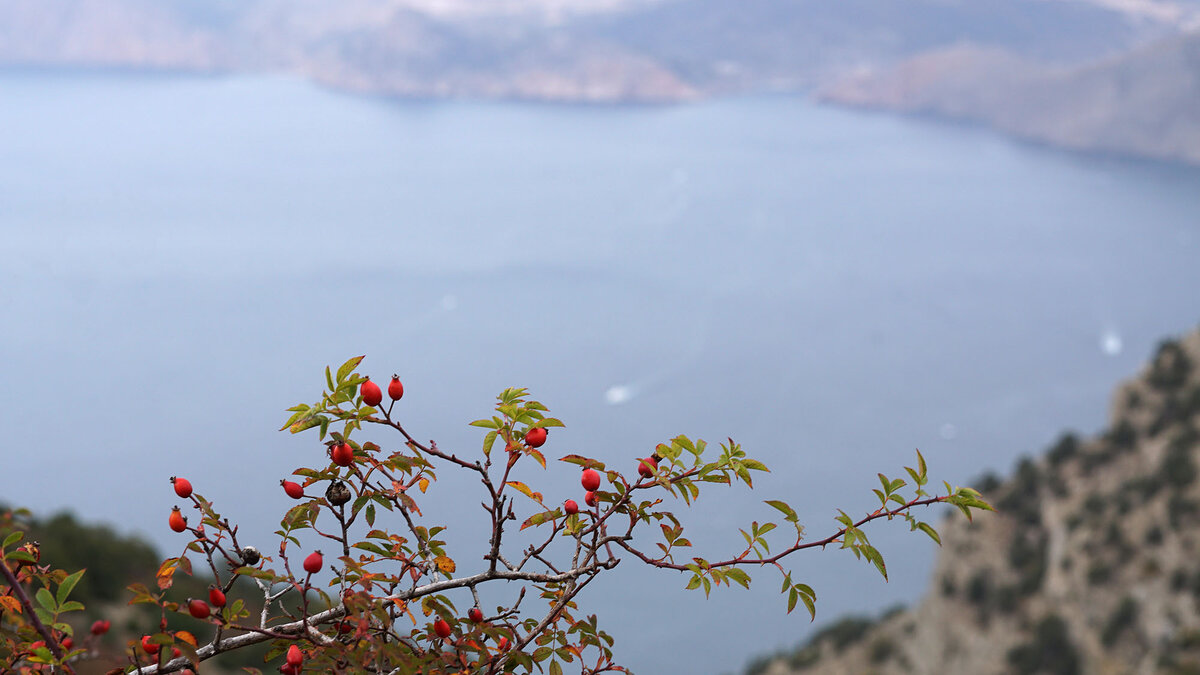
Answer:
[2,72,1199,674]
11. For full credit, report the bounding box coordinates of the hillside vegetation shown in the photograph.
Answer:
[747,326,1200,674]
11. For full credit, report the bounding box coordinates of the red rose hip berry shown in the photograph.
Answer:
[168,506,188,533]
[433,618,452,639]
[638,457,658,479]
[360,378,382,407]
[303,550,323,575]
[188,599,210,619]
[581,468,601,492]
[330,442,354,467]
[388,374,404,401]
[209,586,226,608]
[90,619,110,635]
[563,499,578,515]
[524,427,547,448]
[468,607,484,622]
[286,644,304,667]
[584,491,598,507]
[141,635,160,655]
[171,476,192,499]
[281,480,304,499]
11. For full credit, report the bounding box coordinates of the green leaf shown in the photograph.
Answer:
[353,541,389,557]
[798,589,816,620]
[7,550,35,565]
[234,567,278,581]
[558,455,604,470]
[35,587,56,613]
[863,546,888,580]
[724,568,752,589]
[918,522,941,546]
[336,356,365,384]
[56,569,85,606]
[2,530,23,550]
[58,600,85,614]
[325,366,335,391]
[764,500,798,522]
[741,458,770,472]
[550,660,563,675]
[520,511,554,531]
[506,481,544,505]
[469,418,499,429]
[366,504,376,527]
[288,415,323,435]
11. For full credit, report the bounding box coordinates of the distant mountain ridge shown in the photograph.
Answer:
[0,0,1163,98]
[819,30,1200,166]
[746,326,1200,674]
[4,0,1200,163]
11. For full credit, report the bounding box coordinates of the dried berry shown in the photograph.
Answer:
[325,480,351,506]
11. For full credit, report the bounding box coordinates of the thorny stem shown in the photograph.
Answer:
[617,494,950,571]
[0,560,66,664]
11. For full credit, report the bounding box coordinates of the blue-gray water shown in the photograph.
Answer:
[2,72,1199,674]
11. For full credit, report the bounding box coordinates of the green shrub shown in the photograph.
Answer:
[973,471,1003,494]
[1123,474,1164,500]
[1169,494,1200,527]
[1008,532,1048,595]
[869,638,897,664]
[1126,388,1143,410]
[1161,441,1198,490]
[1148,339,1193,391]
[814,617,875,652]
[1108,419,1137,450]
[1101,597,1139,644]
[1006,614,1080,675]
[1047,433,1080,467]
[941,573,957,597]
[1088,561,1113,586]
[998,458,1043,527]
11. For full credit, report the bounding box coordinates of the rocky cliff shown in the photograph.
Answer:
[748,326,1200,675]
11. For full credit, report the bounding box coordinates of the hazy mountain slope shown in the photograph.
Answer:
[820,29,1200,165]
[748,327,1200,675]
[585,0,1148,91]
[0,0,1155,100]
[2,0,1198,160]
